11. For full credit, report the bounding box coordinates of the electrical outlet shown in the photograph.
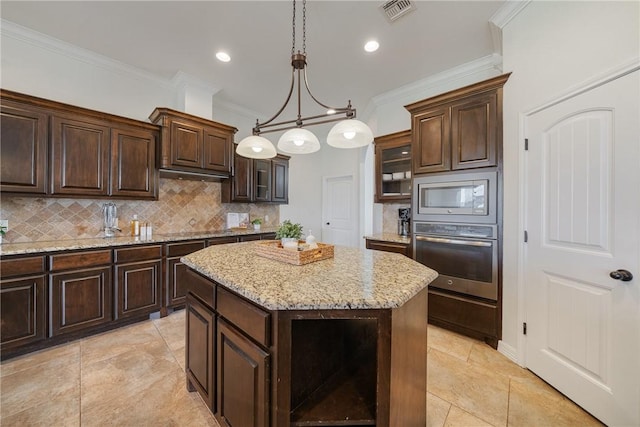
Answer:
[0,220,8,231]
[265,215,269,222]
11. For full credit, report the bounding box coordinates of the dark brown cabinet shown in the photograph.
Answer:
[149,108,236,179]
[406,74,509,175]
[186,292,216,412]
[0,89,160,200]
[165,240,206,309]
[374,130,412,203]
[217,318,270,427]
[365,238,411,257]
[222,153,289,204]
[0,256,47,354]
[0,100,48,194]
[114,245,162,320]
[49,249,113,337]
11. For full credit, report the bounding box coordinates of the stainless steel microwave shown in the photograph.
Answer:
[412,170,497,224]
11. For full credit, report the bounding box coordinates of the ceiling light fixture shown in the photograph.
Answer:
[216,51,231,62]
[236,0,373,159]
[364,40,379,52]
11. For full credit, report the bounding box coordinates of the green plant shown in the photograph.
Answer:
[275,220,303,240]
[0,226,6,237]
[251,218,262,225]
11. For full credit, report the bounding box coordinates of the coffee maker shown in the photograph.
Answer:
[398,208,410,237]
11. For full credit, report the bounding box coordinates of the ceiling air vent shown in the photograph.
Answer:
[380,0,415,22]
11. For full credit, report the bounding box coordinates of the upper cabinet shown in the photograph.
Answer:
[374,130,412,203]
[406,74,510,175]
[0,89,159,200]
[148,108,237,180]
[222,153,290,204]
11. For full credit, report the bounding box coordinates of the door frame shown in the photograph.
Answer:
[518,60,640,365]
[322,173,359,247]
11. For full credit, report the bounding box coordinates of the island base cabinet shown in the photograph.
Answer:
[185,293,216,412]
[217,318,270,427]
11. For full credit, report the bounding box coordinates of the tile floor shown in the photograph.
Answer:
[0,310,603,427]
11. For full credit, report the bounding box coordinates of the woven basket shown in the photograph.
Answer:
[254,240,334,265]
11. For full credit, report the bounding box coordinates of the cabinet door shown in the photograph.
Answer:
[374,130,412,203]
[186,293,216,412]
[231,154,253,202]
[110,126,157,199]
[0,101,48,194]
[170,120,203,169]
[271,156,289,204]
[217,319,270,427]
[51,115,110,196]
[49,266,112,336]
[412,106,450,174]
[203,127,231,173]
[254,159,271,202]
[0,275,46,351]
[451,92,497,170]
[167,257,190,307]
[115,260,161,320]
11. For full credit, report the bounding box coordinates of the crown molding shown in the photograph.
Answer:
[171,70,220,95]
[1,19,172,88]
[369,53,503,108]
[489,1,532,55]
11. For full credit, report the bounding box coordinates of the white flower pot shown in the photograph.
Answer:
[281,237,298,249]
[253,224,261,230]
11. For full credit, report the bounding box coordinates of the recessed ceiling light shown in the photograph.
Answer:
[364,40,379,53]
[216,51,231,62]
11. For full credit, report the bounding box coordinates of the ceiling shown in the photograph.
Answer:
[0,1,505,122]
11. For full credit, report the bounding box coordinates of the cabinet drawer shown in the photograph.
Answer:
[365,240,410,257]
[1,255,46,278]
[217,287,270,347]
[206,237,237,246]
[166,240,205,257]
[49,249,112,272]
[114,245,162,263]
[186,269,216,309]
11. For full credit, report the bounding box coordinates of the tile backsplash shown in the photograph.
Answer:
[382,203,411,235]
[0,178,279,243]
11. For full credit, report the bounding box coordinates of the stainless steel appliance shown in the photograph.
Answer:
[413,170,497,224]
[398,208,410,236]
[102,202,120,237]
[413,222,498,300]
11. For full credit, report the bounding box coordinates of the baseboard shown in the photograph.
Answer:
[497,340,521,366]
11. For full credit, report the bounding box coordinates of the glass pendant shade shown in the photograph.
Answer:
[277,128,321,154]
[326,119,373,149]
[236,135,277,159]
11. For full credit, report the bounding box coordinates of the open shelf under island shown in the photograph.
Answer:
[181,241,437,427]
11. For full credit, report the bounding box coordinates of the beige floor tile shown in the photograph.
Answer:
[508,376,604,427]
[468,342,532,380]
[427,392,451,427]
[81,321,164,367]
[0,341,80,378]
[428,325,477,362]
[0,359,80,420]
[172,344,186,373]
[1,395,80,427]
[445,405,494,427]
[428,348,509,427]
[153,315,185,352]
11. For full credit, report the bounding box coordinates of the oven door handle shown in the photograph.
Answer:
[415,235,493,247]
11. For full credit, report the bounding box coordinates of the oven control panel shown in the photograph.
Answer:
[414,222,496,239]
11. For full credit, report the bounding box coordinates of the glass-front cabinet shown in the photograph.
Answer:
[374,130,412,203]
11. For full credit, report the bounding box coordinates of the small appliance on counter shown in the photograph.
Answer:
[398,208,411,236]
[102,202,119,237]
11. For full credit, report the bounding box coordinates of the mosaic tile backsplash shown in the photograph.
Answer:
[382,203,411,235]
[0,178,279,243]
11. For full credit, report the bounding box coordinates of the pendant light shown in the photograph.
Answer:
[236,0,372,159]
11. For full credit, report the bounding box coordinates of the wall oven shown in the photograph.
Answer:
[413,170,497,224]
[413,222,498,301]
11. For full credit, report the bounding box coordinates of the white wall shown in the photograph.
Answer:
[500,1,640,360]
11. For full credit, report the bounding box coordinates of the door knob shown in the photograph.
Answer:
[609,269,633,281]
[326,222,330,225]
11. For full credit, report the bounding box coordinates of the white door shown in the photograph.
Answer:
[524,70,639,426]
[322,175,357,247]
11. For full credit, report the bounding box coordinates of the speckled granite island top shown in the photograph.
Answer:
[181,241,437,311]
[364,233,411,245]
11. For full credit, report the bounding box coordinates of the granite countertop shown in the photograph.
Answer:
[364,233,411,245]
[182,241,437,311]
[0,227,278,256]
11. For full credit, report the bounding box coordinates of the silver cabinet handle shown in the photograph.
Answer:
[415,235,492,247]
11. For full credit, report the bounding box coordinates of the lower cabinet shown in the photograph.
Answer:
[365,238,411,257]
[165,240,206,309]
[186,293,216,412]
[216,318,270,427]
[114,245,162,320]
[49,250,113,337]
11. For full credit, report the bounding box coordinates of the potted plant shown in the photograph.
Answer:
[275,220,303,248]
[251,218,262,230]
[0,225,6,245]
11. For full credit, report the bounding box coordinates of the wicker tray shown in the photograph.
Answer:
[254,240,334,265]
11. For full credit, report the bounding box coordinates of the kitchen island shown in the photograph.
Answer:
[181,241,437,427]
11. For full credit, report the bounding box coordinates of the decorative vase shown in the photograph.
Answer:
[281,237,298,249]
[253,223,261,230]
